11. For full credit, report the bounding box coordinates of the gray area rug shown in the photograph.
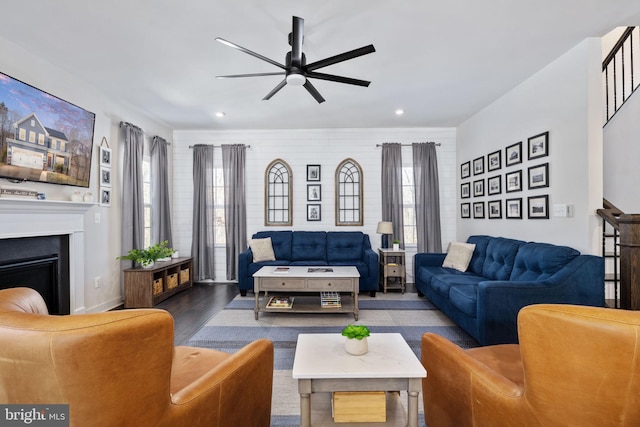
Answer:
[187,292,478,426]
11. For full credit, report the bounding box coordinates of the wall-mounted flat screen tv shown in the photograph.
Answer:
[0,71,96,188]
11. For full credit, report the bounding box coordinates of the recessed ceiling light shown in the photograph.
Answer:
[215,112,226,118]
[395,109,404,116]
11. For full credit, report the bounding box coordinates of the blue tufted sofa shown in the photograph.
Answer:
[238,231,379,296]
[414,235,604,345]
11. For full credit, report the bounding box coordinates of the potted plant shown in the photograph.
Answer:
[341,324,370,355]
[393,239,400,251]
[118,240,174,269]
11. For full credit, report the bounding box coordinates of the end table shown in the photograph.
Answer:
[378,248,405,293]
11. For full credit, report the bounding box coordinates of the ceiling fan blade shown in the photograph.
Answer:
[305,71,370,87]
[303,80,326,103]
[305,45,376,71]
[216,72,285,79]
[216,37,286,70]
[262,79,288,100]
[291,16,304,68]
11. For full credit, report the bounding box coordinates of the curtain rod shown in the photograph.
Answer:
[119,121,172,145]
[188,144,251,149]
[376,142,441,147]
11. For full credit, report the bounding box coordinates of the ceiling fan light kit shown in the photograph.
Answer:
[216,16,375,103]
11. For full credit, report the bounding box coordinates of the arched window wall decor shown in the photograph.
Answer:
[335,158,363,226]
[264,159,293,226]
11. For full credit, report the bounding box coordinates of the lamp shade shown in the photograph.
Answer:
[376,221,393,234]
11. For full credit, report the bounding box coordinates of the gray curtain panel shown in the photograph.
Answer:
[191,145,216,281]
[381,143,404,247]
[151,136,173,247]
[121,123,145,273]
[221,144,247,280]
[413,142,442,252]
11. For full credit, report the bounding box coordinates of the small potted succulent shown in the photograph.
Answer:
[393,239,400,251]
[118,240,174,269]
[341,324,371,355]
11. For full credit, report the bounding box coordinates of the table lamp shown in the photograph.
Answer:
[376,221,393,248]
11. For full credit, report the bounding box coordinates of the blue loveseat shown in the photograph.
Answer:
[238,231,379,296]
[414,235,604,345]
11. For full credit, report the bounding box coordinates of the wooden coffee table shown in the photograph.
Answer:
[292,333,426,427]
[253,266,360,320]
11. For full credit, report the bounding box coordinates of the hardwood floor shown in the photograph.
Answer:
[154,282,239,345]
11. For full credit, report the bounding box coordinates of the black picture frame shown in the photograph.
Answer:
[487,150,501,171]
[473,202,485,219]
[307,204,321,221]
[488,200,502,219]
[505,198,522,219]
[528,163,549,189]
[528,131,549,160]
[505,170,522,193]
[528,195,549,219]
[487,175,501,195]
[473,156,484,175]
[461,203,471,218]
[461,161,471,179]
[306,165,321,181]
[461,182,471,199]
[505,141,522,166]
[307,184,321,201]
[473,179,485,197]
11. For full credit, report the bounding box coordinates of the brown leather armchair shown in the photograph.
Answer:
[421,304,640,427]
[0,287,274,427]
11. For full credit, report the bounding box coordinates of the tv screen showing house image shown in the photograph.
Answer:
[0,71,96,188]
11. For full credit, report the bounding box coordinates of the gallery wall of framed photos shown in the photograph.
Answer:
[460,131,550,220]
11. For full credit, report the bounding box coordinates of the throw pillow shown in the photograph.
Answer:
[442,242,476,272]
[249,238,276,262]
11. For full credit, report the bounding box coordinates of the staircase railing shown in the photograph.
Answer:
[603,26,639,124]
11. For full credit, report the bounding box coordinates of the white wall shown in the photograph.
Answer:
[456,38,603,254]
[172,128,457,283]
[0,36,172,312]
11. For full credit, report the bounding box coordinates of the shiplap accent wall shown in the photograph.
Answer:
[172,127,457,283]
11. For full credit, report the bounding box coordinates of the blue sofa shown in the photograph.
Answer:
[238,231,379,296]
[414,235,604,345]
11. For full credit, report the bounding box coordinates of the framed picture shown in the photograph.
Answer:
[505,141,522,166]
[528,131,549,160]
[473,156,484,175]
[473,179,484,197]
[473,202,485,219]
[100,145,112,167]
[528,195,549,219]
[100,166,111,187]
[505,170,522,193]
[307,165,321,181]
[461,161,471,179]
[487,175,501,195]
[505,198,522,219]
[307,204,321,221]
[461,203,471,218]
[307,184,321,201]
[528,163,549,189]
[461,182,471,199]
[488,200,502,219]
[487,150,501,171]
[99,188,111,207]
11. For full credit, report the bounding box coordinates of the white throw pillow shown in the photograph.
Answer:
[249,238,276,262]
[442,242,476,272]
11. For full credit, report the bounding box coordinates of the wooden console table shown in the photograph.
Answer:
[124,257,193,308]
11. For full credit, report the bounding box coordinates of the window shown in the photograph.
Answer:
[19,128,26,140]
[265,159,292,226]
[402,166,417,246]
[213,166,226,245]
[38,134,45,145]
[143,157,151,248]
[335,158,363,226]
[29,131,35,143]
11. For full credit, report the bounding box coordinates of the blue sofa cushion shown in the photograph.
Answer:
[510,242,580,281]
[466,235,491,275]
[327,232,364,262]
[291,231,327,261]
[431,272,485,297]
[449,285,478,318]
[330,260,370,277]
[252,231,292,260]
[481,237,524,280]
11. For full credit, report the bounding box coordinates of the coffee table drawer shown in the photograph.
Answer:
[259,277,305,290]
[307,278,354,291]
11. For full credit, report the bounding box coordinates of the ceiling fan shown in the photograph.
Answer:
[215,16,375,103]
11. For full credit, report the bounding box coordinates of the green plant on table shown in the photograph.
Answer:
[117,240,174,267]
[341,324,370,340]
[393,239,400,244]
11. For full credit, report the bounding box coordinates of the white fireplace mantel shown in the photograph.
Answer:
[0,198,95,313]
